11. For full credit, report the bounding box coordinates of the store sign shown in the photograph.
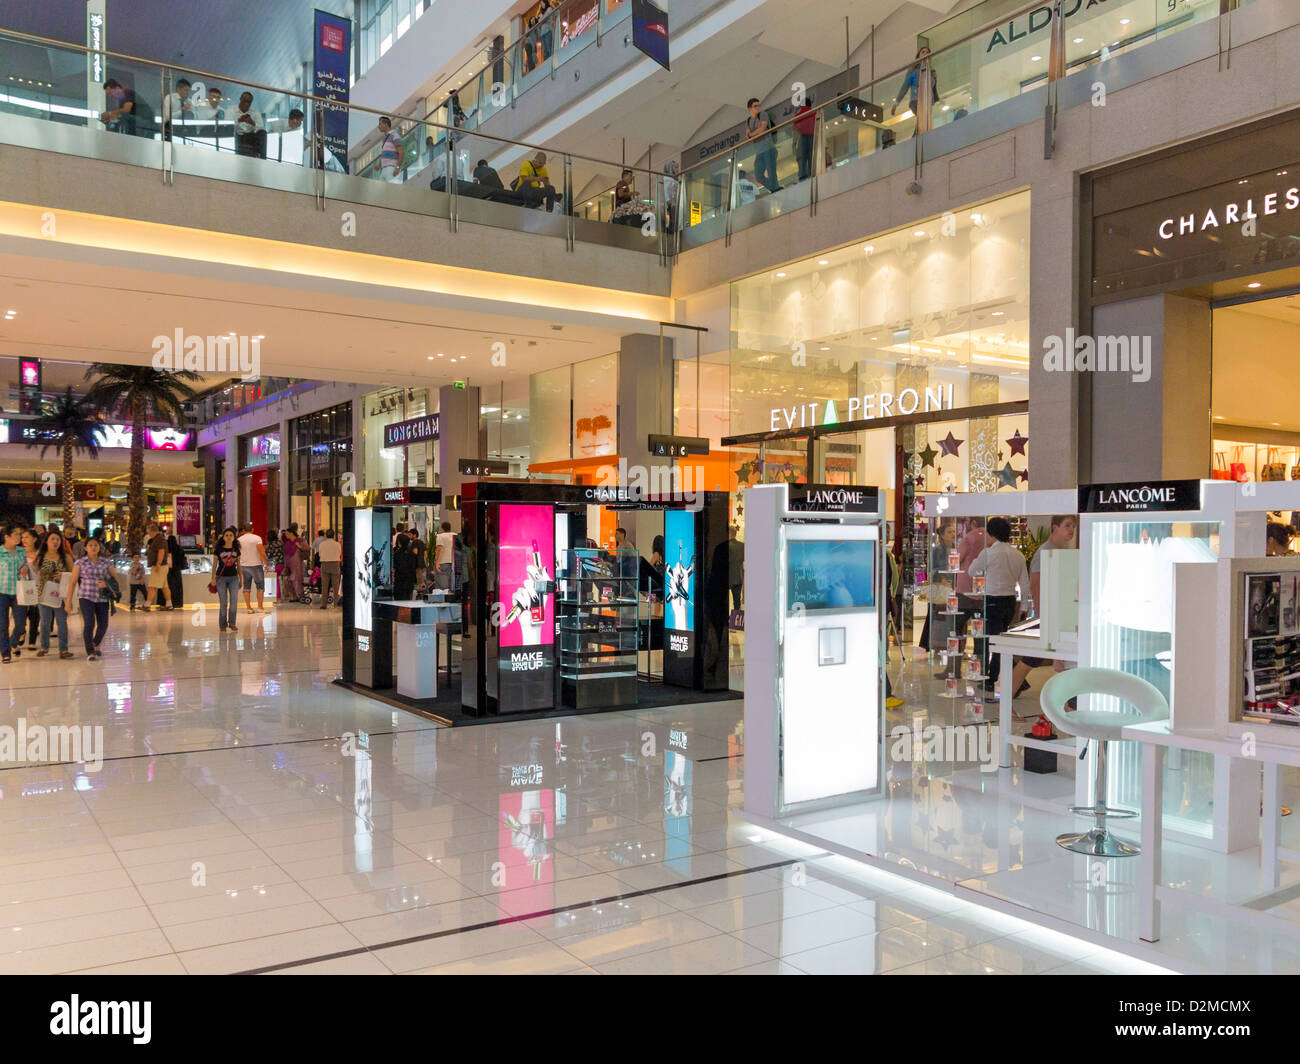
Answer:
[1078,479,1202,514]
[1156,184,1300,242]
[86,4,105,84]
[458,459,510,477]
[383,413,439,448]
[984,0,1108,54]
[788,484,880,513]
[769,383,953,431]
[648,434,708,458]
[379,488,410,505]
[836,97,883,123]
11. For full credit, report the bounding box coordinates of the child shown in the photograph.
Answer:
[128,558,147,609]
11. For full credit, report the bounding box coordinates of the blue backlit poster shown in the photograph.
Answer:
[664,510,695,633]
[313,9,351,173]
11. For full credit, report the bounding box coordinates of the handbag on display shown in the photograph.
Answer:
[1211,453,1231,481]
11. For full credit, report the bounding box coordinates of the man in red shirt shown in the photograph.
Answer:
[794,93,817,181]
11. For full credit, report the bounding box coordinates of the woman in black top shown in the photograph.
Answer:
[166,534,187,609]
[212,526,241,630]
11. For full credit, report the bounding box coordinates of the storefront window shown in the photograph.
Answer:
[362,387,435,490]
[528,353,619,469]
[729,189,1031,504]
[289,402,352,535]
[483,378,532,476]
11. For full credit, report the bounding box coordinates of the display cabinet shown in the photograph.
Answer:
[557,548,639,709]
[926,515,990,719]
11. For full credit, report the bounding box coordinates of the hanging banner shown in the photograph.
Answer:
[313,9,352,173]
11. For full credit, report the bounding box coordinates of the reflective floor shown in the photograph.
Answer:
[0,607,1168,974]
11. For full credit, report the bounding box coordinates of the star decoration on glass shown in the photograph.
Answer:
[937,432,964,458]
[1006,429,1029,457]
[1017,468,1029,483]
[918,443,939,470]
[933,826,958,850]
[997,462,1020,490]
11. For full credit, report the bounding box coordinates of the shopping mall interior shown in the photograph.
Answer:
[2,0,1300,1003]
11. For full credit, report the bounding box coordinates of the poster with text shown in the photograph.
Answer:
[313,10,351,173]
[664,509,696,632]
[498,504,555,649]
[173,494,202,538]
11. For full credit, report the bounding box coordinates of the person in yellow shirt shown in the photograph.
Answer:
[516,151,560,211]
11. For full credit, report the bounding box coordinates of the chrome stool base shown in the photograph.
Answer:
[1055,828,1140,858]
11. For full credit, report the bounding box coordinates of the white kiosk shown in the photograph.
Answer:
[744,483,887,821]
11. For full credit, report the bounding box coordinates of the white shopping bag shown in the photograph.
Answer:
[39,572,72,609]
[16,579,38,607]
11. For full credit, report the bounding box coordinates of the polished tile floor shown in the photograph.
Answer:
[0,606,1170,974]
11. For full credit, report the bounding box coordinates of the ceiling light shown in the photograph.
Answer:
[1030,55,1042,62]
[913,229,926,237]
[863,245,873,253]
[818,259,828,265]
[775,272,786,278]
[437,352,445,357]
[1120,17,1131,24]
[1248,282,1262,288]
[427,355,435,359]
[1073,36,1084,43]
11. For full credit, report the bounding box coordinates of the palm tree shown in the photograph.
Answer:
[83,364,201,556]
[24,387,104,530]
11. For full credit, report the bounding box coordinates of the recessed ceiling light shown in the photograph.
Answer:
[1248,282,1262,288]
[863,245,873,253]
[818,259,828,265]
[1120,17,1130,24]
[1030,55,1042,62]
[775,272,786,278]
[437,352,445,357]
[1073,36,1084,43]
[427,355,435,360]
[992,311,1004,316]
[913,229,926,237]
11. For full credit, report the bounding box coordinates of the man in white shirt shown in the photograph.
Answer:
[163,78,196,142]
[736,169,758,206]
[967,516,1029,699]
[233,91,266,158]
[434,521,456,590]
[376,115,404,182]
[1010,514,1078,699]
[317,529,343,608]
[237,522,268,613]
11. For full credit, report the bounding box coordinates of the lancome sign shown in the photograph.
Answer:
[1078,479,1201,514]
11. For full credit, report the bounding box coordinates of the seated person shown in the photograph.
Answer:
[474,158,504,190]
[514,151,560,211]
[736,168,759,205]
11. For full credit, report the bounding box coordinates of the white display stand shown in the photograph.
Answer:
[386,599,461,700]
[743,483,886,820]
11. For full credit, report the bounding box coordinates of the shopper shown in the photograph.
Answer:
[312,529,326,570]
[163,77,195,142]
[14,529,40,652]
[233,91,267,158]
[74,537,113,661]
[376,116,404,182]
[0,524,23,663]
[1009,514,1078,697]
[891,46,940,137]
[793,92,816,181]
[212,526,241,629]
[613,169,640,226]
[100,78,155,138]
[318,529,342,608]
[515,151,559,211]
[434,521,456,590]
[1267,522,1293,556]
[408,528,428,589]
[35,530,75,659]
[922,522,958,667]
[128,554,148,609]
[967,517,1029,699]
[474,158,504,190]
[662,160,680,234]
[237,522,268,613]
[282,527,304,602]
[392,531,418,600]
[727,525,744,610]
[145,522,173,610]
[166,533,187,609]
[745,97,780,194]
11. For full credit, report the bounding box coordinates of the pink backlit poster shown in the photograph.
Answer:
[497,504,554,649]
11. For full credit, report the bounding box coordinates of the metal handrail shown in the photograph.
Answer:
[0,23,666,185]
[672,0,1148,183]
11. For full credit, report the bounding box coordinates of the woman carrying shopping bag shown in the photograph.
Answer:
[73,536,114,661]
[35,529,75,658]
